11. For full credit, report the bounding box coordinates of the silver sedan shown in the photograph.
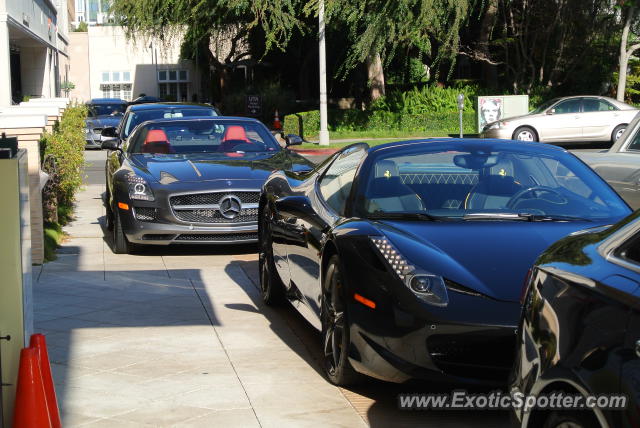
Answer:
[575,111,640,210]
[481,96,638,143]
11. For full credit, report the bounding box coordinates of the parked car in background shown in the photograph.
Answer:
[100,103,220,148]
[258,139,631,386]
[84,98,128,149]
[128,95,161,105]
[481,96,637,143]
[102,116,310,254]
[511,211,640,428]
[576,111,640,210]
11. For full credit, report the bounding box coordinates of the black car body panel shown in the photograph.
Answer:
[260,139,632,384]
[510,211,640,427]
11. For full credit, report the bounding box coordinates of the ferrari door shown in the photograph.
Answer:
[283,145,368,316]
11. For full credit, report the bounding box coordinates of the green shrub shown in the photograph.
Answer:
[372,84,479,114]
[42,105,87,206]
[284,109,476,140]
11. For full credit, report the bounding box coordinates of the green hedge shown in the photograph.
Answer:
[284,109,477,140]
[40,105,87,206]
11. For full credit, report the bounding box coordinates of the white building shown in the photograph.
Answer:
[0,0,73,106]
[68,26,201,103]
[74,0,111,27]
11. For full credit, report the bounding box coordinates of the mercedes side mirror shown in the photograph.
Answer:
[101,139,120,151]
[546,109,556,115]
[284,134,303,146]
[101,127,118,138]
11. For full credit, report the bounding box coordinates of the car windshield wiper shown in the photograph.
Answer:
[463,212,592,222]
[367,212,445,222]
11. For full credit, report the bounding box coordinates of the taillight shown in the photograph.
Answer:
[520,268,533,305]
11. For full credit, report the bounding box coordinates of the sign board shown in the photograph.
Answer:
[246,95,262,117]
[477,95,529,133]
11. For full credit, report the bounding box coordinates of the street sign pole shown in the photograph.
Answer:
[457,94,465,138]
[318,0,330,146]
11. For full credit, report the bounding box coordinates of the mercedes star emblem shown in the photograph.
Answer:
[219,195,242,219]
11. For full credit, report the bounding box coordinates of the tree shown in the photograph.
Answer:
[109,0,305,101]
[318,0,472,101]
[460,0,618,95]
[617,0,640,101]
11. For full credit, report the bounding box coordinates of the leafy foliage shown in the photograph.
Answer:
[284,109,476,140]
[370,84,479,114]
[40,105,88,207]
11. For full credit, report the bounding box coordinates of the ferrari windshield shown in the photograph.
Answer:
[127,119,281,154]
[123,107,218,137]
[359,146,629,222]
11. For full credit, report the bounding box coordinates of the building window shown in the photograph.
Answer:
[100,70,133,101]
[158,69,189,82]
[158,69,190,101]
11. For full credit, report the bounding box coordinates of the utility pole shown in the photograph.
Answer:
[318,0,330,146]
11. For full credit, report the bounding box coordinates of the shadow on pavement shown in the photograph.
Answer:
[227,260,511,427]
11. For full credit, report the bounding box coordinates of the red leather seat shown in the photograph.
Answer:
[142,129,173,154]
[219,125,251,151]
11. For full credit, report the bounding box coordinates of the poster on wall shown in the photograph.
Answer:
[477,95,529,133]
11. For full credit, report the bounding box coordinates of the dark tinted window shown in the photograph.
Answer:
[583,98,617,113]
[554,99,581,114]
[617,232,640,265]
[319,145,367,214]
[88,103,127,117]
[627,130,640,151]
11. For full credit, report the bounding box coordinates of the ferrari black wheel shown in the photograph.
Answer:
[259,204,285,305]
[112,209,135,254]
[321,255,362,386]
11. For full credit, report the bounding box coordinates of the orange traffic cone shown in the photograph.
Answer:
[273,110,282,130]
[13,347,53,428]
[30,334,61,428]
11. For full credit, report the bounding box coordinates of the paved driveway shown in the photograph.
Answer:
[33,151,509,427]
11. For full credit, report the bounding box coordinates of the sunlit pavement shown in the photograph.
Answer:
[33,148,581,427]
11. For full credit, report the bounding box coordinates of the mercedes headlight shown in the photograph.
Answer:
[370,236,448,307]
[126,173,155,201]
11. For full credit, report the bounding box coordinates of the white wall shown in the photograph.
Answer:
[85,26,198,101]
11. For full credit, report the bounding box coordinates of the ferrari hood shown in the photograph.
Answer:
[381,220,601,302]
[129,151,289,183]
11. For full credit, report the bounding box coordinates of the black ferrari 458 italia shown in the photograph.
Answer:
[258,139,631,386]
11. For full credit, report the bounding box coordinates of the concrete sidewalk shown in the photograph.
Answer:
[34,166,366,426]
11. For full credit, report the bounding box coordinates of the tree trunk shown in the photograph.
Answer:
[478,0,498,88]
[618,6,637,102]
[366,53,385,101]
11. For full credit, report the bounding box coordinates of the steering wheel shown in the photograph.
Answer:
[506,186,568,209]
[232,142,267,152]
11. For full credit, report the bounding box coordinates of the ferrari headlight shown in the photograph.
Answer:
[126,173,155,201]
[370,236,449,307]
